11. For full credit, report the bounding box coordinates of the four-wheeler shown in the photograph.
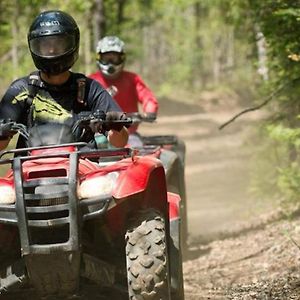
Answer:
[0,113,184,299]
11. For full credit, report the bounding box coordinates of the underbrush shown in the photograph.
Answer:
[249,122,300,214]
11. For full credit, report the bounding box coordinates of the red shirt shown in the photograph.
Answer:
[89,70,158,114]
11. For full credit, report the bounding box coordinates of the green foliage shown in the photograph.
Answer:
[263,121,300,201]
[267,123,300,149]
[244,1,300,202]
[0,0,258,101]
[277,162,300,202]
[249,1,300,83]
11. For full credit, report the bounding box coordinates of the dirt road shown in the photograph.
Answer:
[140,99,300,299]
[140,100,274,243]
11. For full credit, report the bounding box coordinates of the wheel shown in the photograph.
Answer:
[125,210,171,299]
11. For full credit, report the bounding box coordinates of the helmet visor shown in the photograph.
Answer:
[99,52,125,65]
[29,35,76,58]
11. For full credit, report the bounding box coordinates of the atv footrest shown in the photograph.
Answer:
[0,259,27,295]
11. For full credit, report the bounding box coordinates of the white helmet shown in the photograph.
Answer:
[96,36,126,78]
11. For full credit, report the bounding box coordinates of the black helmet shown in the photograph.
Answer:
[28,10,80,75]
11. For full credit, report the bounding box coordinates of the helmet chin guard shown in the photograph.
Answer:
[97,61,124,78]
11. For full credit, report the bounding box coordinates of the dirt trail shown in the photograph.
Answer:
[140,99,300,299]
[140,101,274,243]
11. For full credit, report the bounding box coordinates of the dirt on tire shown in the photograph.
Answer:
[125,210,170,299]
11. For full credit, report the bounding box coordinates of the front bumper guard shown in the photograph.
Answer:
[0,146,133,255]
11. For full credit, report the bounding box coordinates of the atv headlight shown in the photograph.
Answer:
[0,184,15,204]
[78,172,119,199]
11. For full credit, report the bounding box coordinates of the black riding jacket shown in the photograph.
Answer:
[0,71,121,147]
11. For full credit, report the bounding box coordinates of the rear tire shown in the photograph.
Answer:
[125,210,170,299]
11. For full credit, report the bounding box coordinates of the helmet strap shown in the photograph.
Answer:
[77,78,87,105]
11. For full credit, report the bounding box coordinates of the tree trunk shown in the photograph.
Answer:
[213,35,222,85]
[11,0,19,80]
[225,27,235,71]
[83,9,92,75]
[93,0,106,48]
[193,1,204,87]
[117,0,127,25]
[254,24,268,81]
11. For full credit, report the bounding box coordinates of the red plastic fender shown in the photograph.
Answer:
[0,178,14,188]
[4,157,101,181]
[167,192,181,221]
[112,156,165,199]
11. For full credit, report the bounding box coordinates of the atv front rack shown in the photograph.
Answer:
[0,144,133,256]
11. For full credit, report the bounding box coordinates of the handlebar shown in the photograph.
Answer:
[125,112,156,125]
[0,111,133,141]
[72,111,132,134]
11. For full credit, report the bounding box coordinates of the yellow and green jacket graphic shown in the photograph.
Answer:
[13,91,72,123]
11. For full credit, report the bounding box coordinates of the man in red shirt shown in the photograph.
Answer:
[88,36,158,146]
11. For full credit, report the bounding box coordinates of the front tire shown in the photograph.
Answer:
[125,210,170,299]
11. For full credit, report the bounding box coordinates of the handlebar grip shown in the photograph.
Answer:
[125,113,156,124]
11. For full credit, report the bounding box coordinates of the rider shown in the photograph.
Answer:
[88,36,158,146]
[0,11,128,151]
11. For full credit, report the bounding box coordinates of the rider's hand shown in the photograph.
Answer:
[89,119,102,133]
[105,111,127,132]
[74,110,106,133]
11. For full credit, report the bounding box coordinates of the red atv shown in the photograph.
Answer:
[123,113,188,255]
[0,114,184,300]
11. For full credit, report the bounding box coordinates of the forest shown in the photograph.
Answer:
[0,0,300,201]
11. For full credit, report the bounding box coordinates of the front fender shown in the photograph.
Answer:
[112,156,166,199]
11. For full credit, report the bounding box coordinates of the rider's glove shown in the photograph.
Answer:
[89,110,106,133]
[0,119,14,140]
[105,111,127,132]
[144,112,157,121]
[75,110,106,133]
[92,110,106,120]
